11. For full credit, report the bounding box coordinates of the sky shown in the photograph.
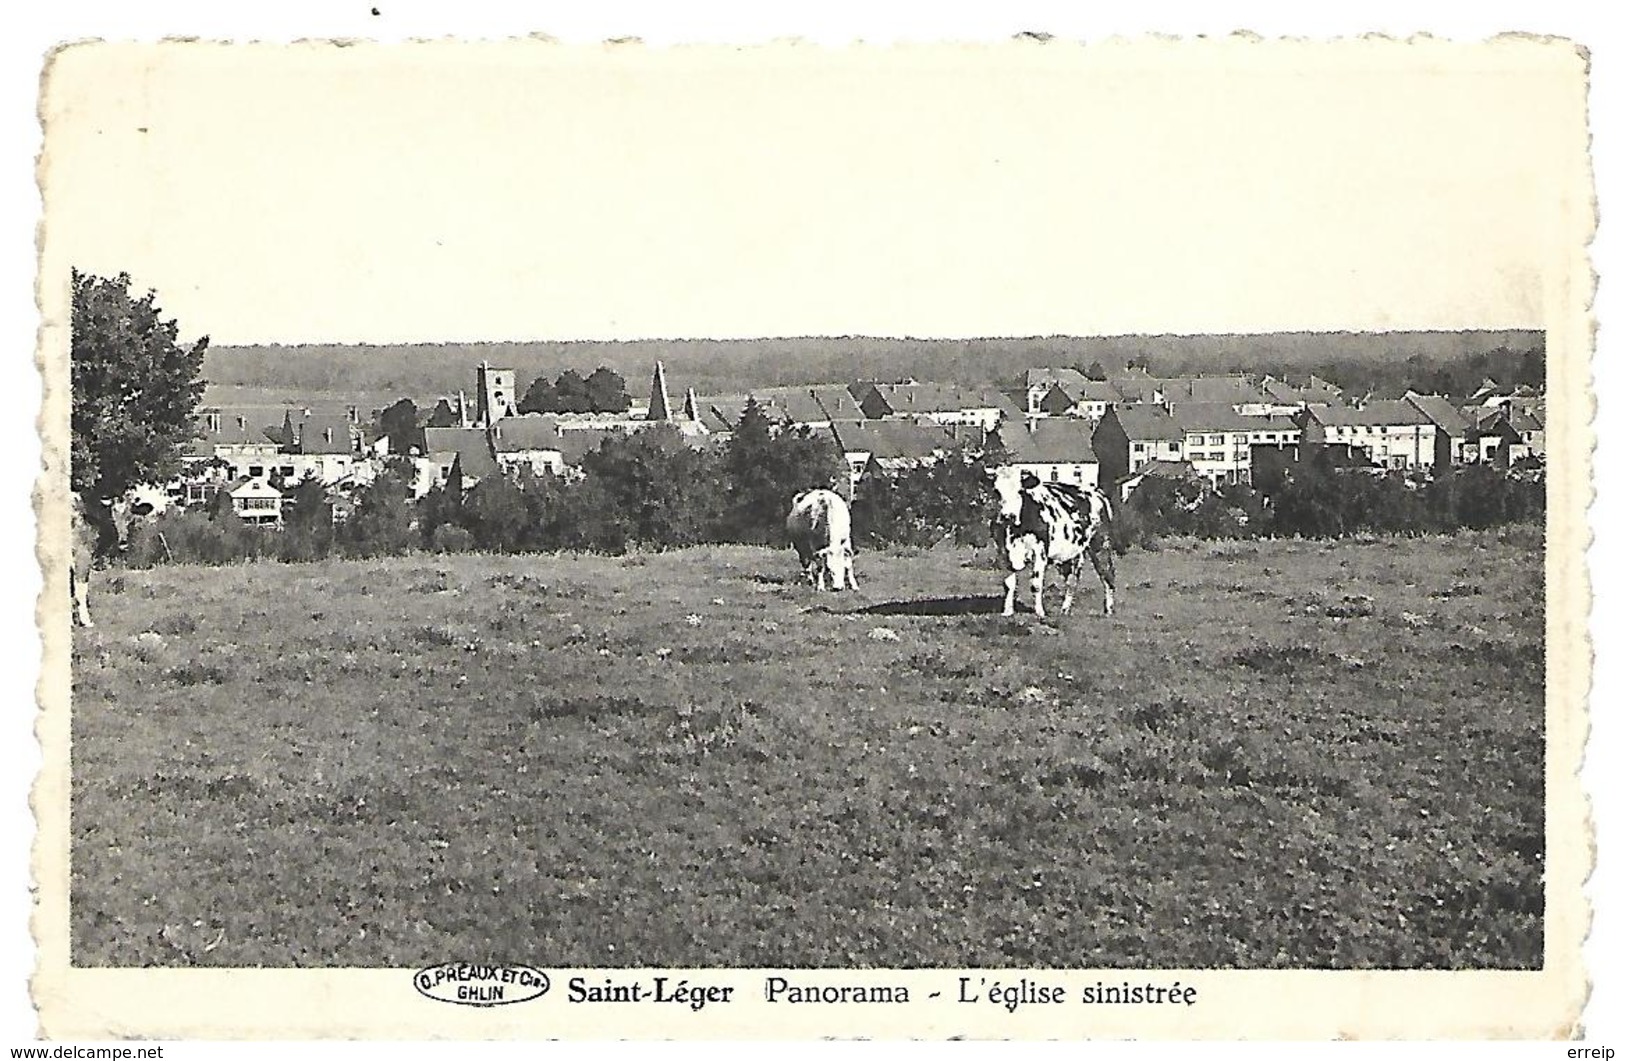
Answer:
[37,36,1584,346]
[4,2,1621,1055]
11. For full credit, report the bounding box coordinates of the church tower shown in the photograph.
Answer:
[475,361,517,427]
[647,360,673,422]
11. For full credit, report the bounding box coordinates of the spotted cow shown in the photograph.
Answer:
[69,492,150,628]
[989,467,1143,618]
[785,488,858,592]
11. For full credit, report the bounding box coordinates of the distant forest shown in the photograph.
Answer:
[202,330,1546,409]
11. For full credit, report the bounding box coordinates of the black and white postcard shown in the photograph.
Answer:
[25,31,1598,1041]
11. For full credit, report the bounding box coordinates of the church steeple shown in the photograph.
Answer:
[647,360,673,422]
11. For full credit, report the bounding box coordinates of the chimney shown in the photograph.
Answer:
[458,390,469,428]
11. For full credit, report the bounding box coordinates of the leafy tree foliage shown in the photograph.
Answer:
[339,461,416,557]
[719,399,847,544]
[71,270,209,499]
[517,376,558,415]
[518,366,633,415]
[425,398,463,428]
[378,398,421,456]
[585,367,632,414]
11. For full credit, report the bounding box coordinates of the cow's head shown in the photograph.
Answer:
[989,466,1038,524]
[822,542,855,592]
[95,495,154,556]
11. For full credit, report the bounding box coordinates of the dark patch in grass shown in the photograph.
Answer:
[857,596,1004,617]
[1446,639,1544,671]
[1039,755,1110,791]
[1231,645,1337,675]
[486,572,550,593]
[1324,595,1376,618]
[669,642,789,664]
[162,662,230,686]
[149,613,198,636]
[412,624,465,648]
[528,694,651,722]
[126,771,258,801]
[1130,698,1183,733]
[902,649,982,683]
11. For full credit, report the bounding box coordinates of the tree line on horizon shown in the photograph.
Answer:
[196,331,1547,408]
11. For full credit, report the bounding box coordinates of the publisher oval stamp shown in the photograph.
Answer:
[413,963,551,1007]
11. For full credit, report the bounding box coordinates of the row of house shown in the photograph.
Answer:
[163,358,1546,527]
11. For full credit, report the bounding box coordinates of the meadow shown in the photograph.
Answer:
[69,531,1545,969]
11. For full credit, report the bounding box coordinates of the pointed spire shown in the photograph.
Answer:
[683,387,701,422]
[648,360,673,421]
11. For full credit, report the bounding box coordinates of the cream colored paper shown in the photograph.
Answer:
[32,37,1593,1039]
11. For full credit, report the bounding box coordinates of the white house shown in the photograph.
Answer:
[228,477,284,526]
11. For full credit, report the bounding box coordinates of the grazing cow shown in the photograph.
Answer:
[785,488,858,591]
[988,467,1142,618]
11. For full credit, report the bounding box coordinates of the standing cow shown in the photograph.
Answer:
[785,489,859,592]
[989,467,1141,618]
[70,493,98,628]
[69,492,149,628]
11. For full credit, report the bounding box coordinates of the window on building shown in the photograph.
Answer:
[1132,442,1145,453]
[248,465,264,478]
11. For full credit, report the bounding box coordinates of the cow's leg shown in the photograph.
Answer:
[1057,558,1079,615]
[1002,570,1018,617]
[1030,553,1048,619]
[845,548,859,590]
[70,568,92,628]
[1090,541,1117,616]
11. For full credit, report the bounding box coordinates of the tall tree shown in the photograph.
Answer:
[517,376,559,415]
[378,397,422,455]
[70,270,209,499]
[584,366,632,413]
[553,369,592,414]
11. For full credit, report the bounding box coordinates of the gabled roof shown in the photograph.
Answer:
[1304,400,1431,427]
[739,385,858,424]
[1404,393,1470,436]
[227,476,283,497]
[997,419,1097,463]
[296,412,357,455]
[1166,402,1270,434]
[829,419,964,460]
[1263,376,1345,404]
[1108,405,1184,441]
[1111,375,1265,405]
[1505,407,1544,433]
[700,395,795,431]
[1025,367,1089,391]
[490,414,566,453]
[865,382,1012,415]
[188,406,289,452]
[1140,459,1204,480]
[423,426,499,479]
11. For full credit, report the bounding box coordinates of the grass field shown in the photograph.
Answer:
[69,531,1545,969]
